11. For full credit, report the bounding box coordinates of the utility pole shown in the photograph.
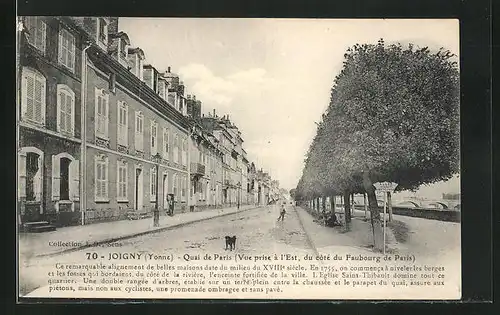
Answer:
[80,40,92,226]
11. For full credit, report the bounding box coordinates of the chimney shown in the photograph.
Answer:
[227,115,230,121]
[108,17,119,34]
[167,66,171,73]
[187,94,191,100]
[213,109,216,117]
[193,95,196,101]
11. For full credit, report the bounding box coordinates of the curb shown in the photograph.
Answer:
[291,206,321,259]
[36,206,262,258]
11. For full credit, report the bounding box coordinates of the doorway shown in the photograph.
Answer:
[163,174,168,210]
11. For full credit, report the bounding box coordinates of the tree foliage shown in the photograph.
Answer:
[295,39,459,249]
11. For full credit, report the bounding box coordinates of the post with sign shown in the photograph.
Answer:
[363,193,368,219]
[373,182,398,255]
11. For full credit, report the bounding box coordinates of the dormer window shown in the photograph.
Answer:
[119,39,127,58]
[138,55,144,81]
[97,18,108,48]
[127,48,145,80]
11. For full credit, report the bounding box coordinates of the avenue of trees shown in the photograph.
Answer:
[294,39,460,251]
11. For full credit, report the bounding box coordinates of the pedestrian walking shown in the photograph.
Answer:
[277,203,286,222]
[167,194,175,216]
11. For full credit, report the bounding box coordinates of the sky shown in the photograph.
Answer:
[119,18,460,193]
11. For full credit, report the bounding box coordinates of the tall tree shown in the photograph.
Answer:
[296,39,459,251]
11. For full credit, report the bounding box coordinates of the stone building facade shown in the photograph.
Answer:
[17,16,279,228]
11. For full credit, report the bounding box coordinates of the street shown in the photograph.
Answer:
[20,204,317,296]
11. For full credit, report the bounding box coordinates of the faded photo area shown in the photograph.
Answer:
[17,17,460,300]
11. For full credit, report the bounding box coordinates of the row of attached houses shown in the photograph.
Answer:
[17,16,279,228]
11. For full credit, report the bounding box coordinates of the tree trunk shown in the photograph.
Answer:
[364,193,368,219]
[387,191,393,222]
[322,196,326,214]
[330,195,335,213]
[317,197,320,212]
[363,171,384,251]
[351,193,355,216]
[343,190,351,223]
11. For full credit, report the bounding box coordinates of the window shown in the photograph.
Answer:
[98,18,108,45]
[173,134,179,164]
[24,17,46,53]
[21,67,46,125]
[150,167,157,201]
[181,138,187,166]
[117,101,128,146]
[137,55,144,81]
[59,158,70,200]
[163,128,170,159]
[57,85,75,136]
[18,149,43,202]
[58,27,76,71]
[117,160,128,201]
[168,93,176,108]
[172,174,178,201]
[119,39,127,58]
[181,176,186,201]
[151,121,158,156]
[95,88,109,139]
[135,111,144,152]
[51,154,79,202]
[95,155,109,200]
[198,181,203,201]
[109,73,116,93]
[158,80,166,100]
[179,98,184,113]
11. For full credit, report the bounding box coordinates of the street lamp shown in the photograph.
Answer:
[153,152,162,227]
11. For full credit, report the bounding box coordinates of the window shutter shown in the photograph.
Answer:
[117,102,122,145]
[124,105,128,145]
[95,161,101,198]
[18,152,27,198]
[39,20,46,53]
[104,94,109,137]
[24,73,34,120]
[58,30,63,64]
[104,160,109,198]
[68,93,74,134]
[34,166,42,202]
[94,90,99,135]
[69,35,75,70]
[70,160,79,201]
[40,77,46,124]
[116,163,120,198]
[52,155,61,201]
[58,91,65,132]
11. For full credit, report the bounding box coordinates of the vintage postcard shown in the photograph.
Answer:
[17,17,460,300]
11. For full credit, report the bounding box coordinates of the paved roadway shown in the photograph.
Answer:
[20,204,317,296]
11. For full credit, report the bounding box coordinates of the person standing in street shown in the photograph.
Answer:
[167,194,175,216]
[277,203,286,222]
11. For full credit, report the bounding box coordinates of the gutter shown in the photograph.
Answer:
[80,41,92,225]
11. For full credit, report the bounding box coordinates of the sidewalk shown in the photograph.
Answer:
[19,205,260,259]
[293,206,380,256]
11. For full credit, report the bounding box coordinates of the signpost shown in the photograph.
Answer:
[373,182,398,254]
